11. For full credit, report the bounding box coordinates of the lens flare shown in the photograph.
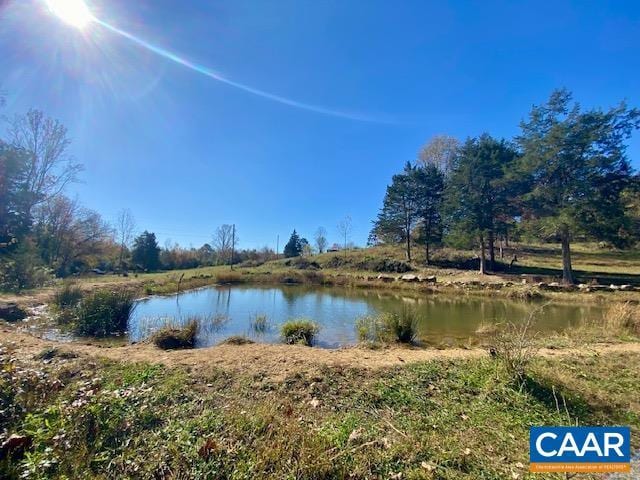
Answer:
[45,0,93,29]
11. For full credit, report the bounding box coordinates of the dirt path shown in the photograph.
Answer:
[3,327,640,381]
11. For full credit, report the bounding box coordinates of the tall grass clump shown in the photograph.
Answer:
[151,318,197,350]
[281,319,319,346]
[250,314,270,334]
[73,289,136,337]
[52,282,83,310]
[215,271,244,284]
[603,302,640,335]
[357,308,420,344]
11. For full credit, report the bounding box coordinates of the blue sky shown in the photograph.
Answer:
[1,0,639,249]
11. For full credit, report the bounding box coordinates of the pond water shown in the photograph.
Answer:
[128,285,604,348]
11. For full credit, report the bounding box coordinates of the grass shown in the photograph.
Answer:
[67,289,136,337]
[280,319,319,346]
[151,319,198,350]
[220,335,255,345]
[1,342,638,479]
[250,314,270,334]
[51,282,83,310]
[357,308,420,344]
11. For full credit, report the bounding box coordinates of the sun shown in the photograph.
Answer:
[45,0,94,29]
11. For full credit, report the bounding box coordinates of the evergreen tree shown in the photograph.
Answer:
[516,89,639,284]
[132,231,161,271]
[413,163,445,265]
[283,230,303,258]
[373,162,419,261]
[446,134,518,274]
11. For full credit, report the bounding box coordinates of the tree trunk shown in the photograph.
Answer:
[425,242,430,266]
[488,229,495,271]
[479,234,486,275]
[406,233,411,262]
[499,238,504,259]
[560,229,574,285]
[504,226,509,247]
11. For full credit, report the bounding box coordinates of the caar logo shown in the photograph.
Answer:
[530,426,631,473]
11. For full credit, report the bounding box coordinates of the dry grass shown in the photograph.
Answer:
[151,319,197,350]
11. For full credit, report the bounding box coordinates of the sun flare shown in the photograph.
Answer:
[45,0,93,29]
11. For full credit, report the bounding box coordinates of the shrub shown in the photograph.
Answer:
[281,319,319,346]
[151,319,197,350]
[73,289,136,337]
[52,282,83,310]
[220,335,255,345]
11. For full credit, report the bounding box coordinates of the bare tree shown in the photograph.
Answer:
[213,224,237,266]
[336,216,352,256]
[115,209,136,270]
[314,227,328,254]
[8,109,83,214]
[418,135,459,174]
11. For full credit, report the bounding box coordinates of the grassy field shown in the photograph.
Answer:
[1,339,638,479]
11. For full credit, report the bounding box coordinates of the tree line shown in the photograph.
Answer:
[371,89,640,284]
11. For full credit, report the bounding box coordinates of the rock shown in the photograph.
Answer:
[0,302,27,322]
[400,274,419,282]
[620,284,634,291]
[419,275,437,284]
[377,275,395,283]
[609,284,620,291]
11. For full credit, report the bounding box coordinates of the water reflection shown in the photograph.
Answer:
[128,285,604,348]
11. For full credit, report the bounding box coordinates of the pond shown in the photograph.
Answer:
[128,285,604,348]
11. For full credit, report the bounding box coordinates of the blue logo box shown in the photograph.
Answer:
[530,426,631,473]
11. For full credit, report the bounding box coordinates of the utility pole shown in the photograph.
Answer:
[231,224,235,270]
[276,235,279,260]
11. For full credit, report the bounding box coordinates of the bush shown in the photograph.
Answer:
[281,319,319,346]
[151,319,197,350]
[73,289,136,337]
[52,282,83,310]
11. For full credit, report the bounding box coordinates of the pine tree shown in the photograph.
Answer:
[516,89,639,284]
[373,162,419,261]
[283,230,303,258]
[446,134,517,274]
[132,231,160,271]
[413,164,445,265]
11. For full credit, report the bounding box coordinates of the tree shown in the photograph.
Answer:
[373,163,418,261]
[314,227,328,254]
[8,109,82,216]
[418,135,459,175]
[336,215,353,257]
[115,209,135,270]
[132,231,160,271]
[213,224,237,265]
[33,196,113,276]
[283,230,303,258]
[516,89,639,284]
[0,143,31,249]
[446,135,518,274]
[413,163,445,265]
